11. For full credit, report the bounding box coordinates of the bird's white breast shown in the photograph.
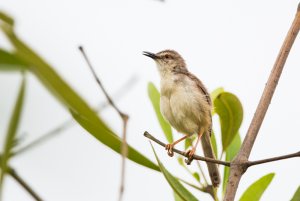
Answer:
[160,74,211,136]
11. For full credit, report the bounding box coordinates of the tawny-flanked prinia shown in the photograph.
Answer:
[144,49,220,187]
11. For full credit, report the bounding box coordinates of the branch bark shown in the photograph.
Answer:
[144,131,231,166]
[144,131,300,168]
[224,4,300,201]
[247,151,300,167]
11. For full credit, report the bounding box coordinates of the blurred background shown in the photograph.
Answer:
[0,0,300,200]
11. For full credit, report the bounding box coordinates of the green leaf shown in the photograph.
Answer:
[239,173,275,201]
[1,22,159,172]
[210,131,218,159]
[192,172,200,182]
[0,49,28,71]
[211,87,225,101]
[184,135,196,150]
[178,179,204,192]
[148,82,173,143]
[177,157,185,166]
[214,92,243,150]
[151,143,198,201]
[71,110,159,171]
[174,191,185,201]
[0,11,14,26]
[291,186,300,201]
[0,76,26,192]
[211,87,224,115]
[222,133,241,194]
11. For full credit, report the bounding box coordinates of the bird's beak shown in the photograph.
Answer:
[143,51,159,60]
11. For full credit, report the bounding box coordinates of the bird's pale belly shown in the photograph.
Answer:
[160,90,208,136]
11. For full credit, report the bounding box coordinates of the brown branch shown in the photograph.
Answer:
[78,46,126,118]
[247,151,300,167]
[8,168,43,201]
[144,131,230,166]
[224,4,300,201]
[78,46,129,201]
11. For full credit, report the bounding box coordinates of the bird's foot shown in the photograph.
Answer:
[184,149,195,165]
[165,144,174,157]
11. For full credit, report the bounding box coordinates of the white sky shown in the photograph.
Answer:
[1,0,300,201]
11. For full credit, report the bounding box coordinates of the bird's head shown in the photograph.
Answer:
[143,49,187,76]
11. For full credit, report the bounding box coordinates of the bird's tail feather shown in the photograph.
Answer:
[201,132,221,187]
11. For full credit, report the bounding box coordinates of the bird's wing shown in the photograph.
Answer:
[173,69,213,134]
[172,68,212,106]
[186,73,212,106]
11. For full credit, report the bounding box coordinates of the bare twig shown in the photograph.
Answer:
[0,156,42,201]
[119,116,128,201]
[8,169,43,201]
[14,120,72,156]
[144,131,230,166]
[247,151,300,167]
[224,4,300,201]
[78,46,127,118]
[13,76,137,157]
[78,46,129,201]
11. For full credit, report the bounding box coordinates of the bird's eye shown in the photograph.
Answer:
[165,55,170,59]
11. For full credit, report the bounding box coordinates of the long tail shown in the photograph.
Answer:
[201,132,220,187]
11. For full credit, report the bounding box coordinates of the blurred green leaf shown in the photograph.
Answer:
[291,186,300,201]
[148,82,173,143]
[210,131,218,159]
[184,139,190,150]
[0,49,28,71]
[0,19,159,172]
[0,11,14,26]
[239,173,275,201]
[0,76,26,192]
[184,136,195,150]
[174,191,185,201]
[214,92,243,150]
[192,172,200,182]
[71,110,159,171]
[177,157,185,166]
[222,133,241,194]
[151,143,198,201]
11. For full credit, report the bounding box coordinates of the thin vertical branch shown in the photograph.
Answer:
[224,4,300,201]
[78,46,126,118]
[78,46,129,201]
[119,117,128,200]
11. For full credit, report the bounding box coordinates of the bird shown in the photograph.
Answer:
[143,49,220,187]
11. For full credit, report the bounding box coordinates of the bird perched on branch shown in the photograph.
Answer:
[143,49,220,187]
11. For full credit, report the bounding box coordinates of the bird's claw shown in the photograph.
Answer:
[184,149,195,165]
[165,144,174,157]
